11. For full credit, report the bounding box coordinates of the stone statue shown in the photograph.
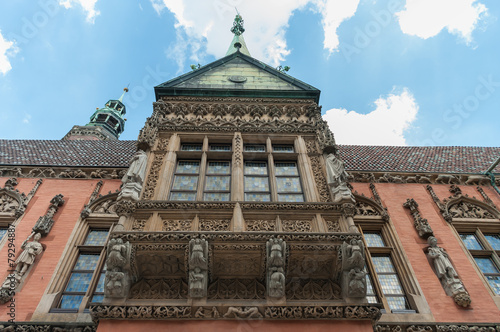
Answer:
[104,238,132,299]
[341,239,367,299]
[15,233,43,276]
[426,236,471,307]
[348,268,367,297]
[188,238,208,298]
[345,239,365,270]
[324,153,354,203]
[427,236,457,281]
[122,150,148,185]
[119,149,148,201]
[266,238,286,298]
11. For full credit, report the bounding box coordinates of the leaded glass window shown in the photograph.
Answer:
[273,145,294,153]
[170,161,200,201]
[275,162,303,202]
[244,162,270,202]
[458,230,500,295]
[181,144,202,151]
[57,229,108,311]
[209,144,231,151]
[0,227,7,240]
[244,144,265,152]
[204,161,231,201]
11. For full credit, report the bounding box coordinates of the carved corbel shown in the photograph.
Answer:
[340,239,367,299]
[104,238,132,299]
[266,237,286,298]
[188,238,208,298]
[32,194,64,236]
[426,236,471,307]
[403,198,434,239]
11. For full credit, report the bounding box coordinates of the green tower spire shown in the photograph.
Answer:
[226,13,251,56]
[86,87,128,139]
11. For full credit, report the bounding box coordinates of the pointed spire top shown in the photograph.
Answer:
[226,12,251,56]
[118,86,129,103]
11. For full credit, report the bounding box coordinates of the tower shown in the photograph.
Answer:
[62,88,128,140]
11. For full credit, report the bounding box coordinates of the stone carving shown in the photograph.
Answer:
[0,178,42,218]
[131,219,147,231]
[92,197,118,214]
[32,194,65,236]
[406,175,432,184]
[403,198,434,238]
[0,167,22,177]
[448,202,495,219]
[341,239,366,298]
[246,219,276,231]
[281,219,312,232]
[325,153,354,203]
[188,238,208,298]
[435,174,459,184]
[265,305,380,320]
[341,203,357,218]
[476,186,494,206]
[355,201,379,216]
[114,200,137,217]
[233,132,243,167]
[309,156,331,202]
[305,139,320,154]
[378,173,406,183]
[119,150,148,201]
[142,153,164,200]
[137,116,159,151]
[194,306,220,318]
[223,306,262,319]
[199,219,230,231]
[155,137,170,151]
[286,279,341,300]
[0,233,44,304]
[129,278,188,299]
[207,278,266,299]
[162,219,191,231]
[104,238,132,299]
[0,324,97,332]
[464,175,490,185]
[325,219,340,232]
[0,192,21,215]
[350,173,376,183]
[426,236,470,307]
[266,237,286,298]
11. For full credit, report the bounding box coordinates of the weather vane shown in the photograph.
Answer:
[230,9,245,36]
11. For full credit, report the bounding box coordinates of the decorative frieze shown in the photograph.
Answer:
[129,278,188,299]
[281,219,312,232]
[374,324,500,332]
[0,323,96,332]
[246,219,276,231]
[309,156,331,202]
[207,278,266,299]
[0,166,127,179]
[199,219,230,231]
[348,172,495,187]
[162,219,191,231]
[286,279,341,300]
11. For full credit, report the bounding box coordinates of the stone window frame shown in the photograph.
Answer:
[451,218,500,308]
[33,216,116,320]
[355,217,431,320]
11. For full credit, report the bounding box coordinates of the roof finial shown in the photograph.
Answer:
[231,11,245,36]
[118,85,129,103]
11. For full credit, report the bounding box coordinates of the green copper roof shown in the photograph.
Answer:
[226,34,251,57]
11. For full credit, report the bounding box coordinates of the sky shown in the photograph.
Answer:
[0,0,499,147]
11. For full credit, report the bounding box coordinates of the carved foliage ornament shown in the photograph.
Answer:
[142,153,164,200]
[403,198,434,238]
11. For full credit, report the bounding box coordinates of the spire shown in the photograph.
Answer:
[226,13,251,57]
[118,86,129,103]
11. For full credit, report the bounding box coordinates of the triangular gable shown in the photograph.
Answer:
[155,52,320,102]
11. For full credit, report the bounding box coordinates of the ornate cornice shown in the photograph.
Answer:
[0,166,127,179]
[375,323,500,332]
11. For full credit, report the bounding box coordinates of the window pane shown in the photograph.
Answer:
[59,295,84,310]
[474,257,500,274]
[172,175,199,191]
[209,145,231,151]
[273,145,294,153]
[486,276,500,295]
[244,144,265,152]
[207,161,230,174]
[460,234,483,250]
[0,228,7,240]
[84,230,108,246]
[95,273,106,293]
[372,256,396,273]
[244,162,268,175]
[65,273,93,292]
[276,177,302,193]
[181,144,202,151]
[275,162,299,176]
[169,192,197,201]
[484,234,500,250]
[74,254,99,271]
[90,294,104,303]
[364,233,385,247]
[176,161,200,174]
[244,177,269,192]
[378,274,404,294]
[387,296,408,311]
[205,176,230,191]
[204,193,230,201]
[278,194,304,202]
[244,193,271,202]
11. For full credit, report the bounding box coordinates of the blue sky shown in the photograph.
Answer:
[0,0,498,147]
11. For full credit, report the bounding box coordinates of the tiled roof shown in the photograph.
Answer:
[338,145,500,174]
[0,140,136,167]
[0,140,498,174]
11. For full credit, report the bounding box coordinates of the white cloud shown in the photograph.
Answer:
[152,0,360,68]
[396,0,487,44]
[0,31,18,75]
[322,88,418,146]
[59,0,100,23]
[23,114,32,124]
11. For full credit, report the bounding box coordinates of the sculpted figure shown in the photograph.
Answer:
[325,153,348,186]
[427,236,457,281]
[107,238,128,271]
[122,150,148,185]
[346,239,365,270]
[266,238,286,298]
[15,233,43,276]
[188,238,208,298]
[348,268,367,297]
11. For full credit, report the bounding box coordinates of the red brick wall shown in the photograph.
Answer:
[0,177,121,321]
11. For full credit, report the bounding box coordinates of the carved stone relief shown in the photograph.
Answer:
[162,219,192,231]
[309,156,331,202]
[199,219,230,231]
[286,279,341,300]
[207,279,266,300]
[267,237,286,298]
[142,153,164,200]
[403,198,434,238]
[246,219,276,231]
[129,278,188,299]
[324,219,340,232]
[104,238,132,299]
[340,239,367,298]
[188,238,208,298]
[281,219,312,232]
[324,153,354,203]
[131,219,147,231]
